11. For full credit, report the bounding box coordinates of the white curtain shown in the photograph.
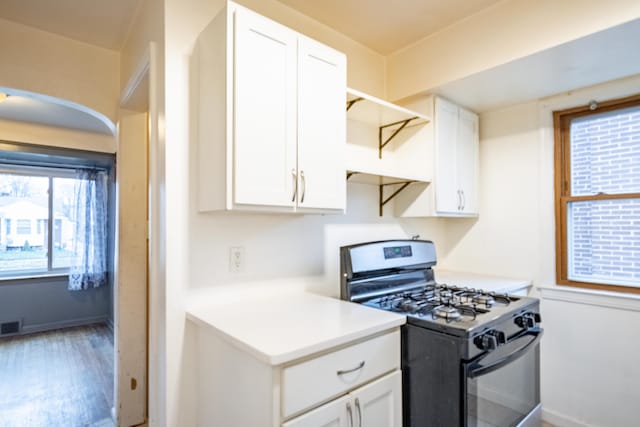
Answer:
[68,170,108,291]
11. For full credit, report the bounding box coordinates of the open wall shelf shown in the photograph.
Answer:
[346,170,429,216]
[346,88,431,159]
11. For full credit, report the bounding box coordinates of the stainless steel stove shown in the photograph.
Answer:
[341,239,543,427]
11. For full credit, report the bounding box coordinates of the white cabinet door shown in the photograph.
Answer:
[434,97,459,213]
[283,395,351,427]
[457,108,479,214]
[296,36,346,211]
[351,371,402,427]
[234,7,297,208]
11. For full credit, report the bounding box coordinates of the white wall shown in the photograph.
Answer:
[441,74,640,427]
[438,101,542,281]
[0,17,120,122]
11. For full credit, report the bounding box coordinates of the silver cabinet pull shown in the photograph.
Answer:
[300,170,306,203]
[461,190,466,211]
[291,169,297,202]
[355,398,362,427]
[337,360,365,376]
[457,190,462,210]
[347,401,354,427]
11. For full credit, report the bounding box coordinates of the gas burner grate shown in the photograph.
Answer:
[363,282,519,322]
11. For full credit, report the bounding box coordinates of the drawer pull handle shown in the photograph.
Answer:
[337,360,365,376]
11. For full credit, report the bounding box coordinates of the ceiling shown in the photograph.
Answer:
[0,0,143,51]
[436,18,640,112]
[276,0,501,54]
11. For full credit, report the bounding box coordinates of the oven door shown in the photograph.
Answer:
[464,327,543,427]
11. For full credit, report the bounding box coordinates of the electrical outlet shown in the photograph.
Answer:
[229,246,245,272]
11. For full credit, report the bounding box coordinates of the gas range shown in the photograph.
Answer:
[363,282,536,331]
[340,239,543,427]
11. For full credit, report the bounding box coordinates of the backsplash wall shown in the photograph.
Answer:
[186,180,450,296]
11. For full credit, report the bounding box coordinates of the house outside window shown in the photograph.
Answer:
[554,94,640,293]
[0,169,88,276]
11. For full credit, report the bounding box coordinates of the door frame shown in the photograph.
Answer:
[116,41,161,426]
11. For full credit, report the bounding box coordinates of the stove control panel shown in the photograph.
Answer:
[474,329,507,350]
[515,312,542,330]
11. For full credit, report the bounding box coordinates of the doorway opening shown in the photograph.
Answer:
[0,141,116,426]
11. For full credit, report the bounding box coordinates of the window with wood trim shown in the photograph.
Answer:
[554,94,640,294]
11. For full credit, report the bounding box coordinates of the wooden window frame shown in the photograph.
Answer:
[554,94,640,294]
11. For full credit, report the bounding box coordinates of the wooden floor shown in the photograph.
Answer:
[0,324,114,427]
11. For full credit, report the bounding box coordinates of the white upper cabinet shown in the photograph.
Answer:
[233,9,298,208]
[433,97,459,213]
[195,2,346,213]
[297,36,346,211]
[434,97,479,216]
[456,107,479,214]
[394,96,479,217]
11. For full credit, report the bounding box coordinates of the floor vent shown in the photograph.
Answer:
[0,320,21,336]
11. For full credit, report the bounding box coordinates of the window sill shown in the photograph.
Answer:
[538,285,640,312]
[0,273,68,284]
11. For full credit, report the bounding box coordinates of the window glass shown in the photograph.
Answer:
[568,198,640,286]
[570,106,640,196]
[52,177,77,269]
[0,173,49,273]
[556,96,640,293]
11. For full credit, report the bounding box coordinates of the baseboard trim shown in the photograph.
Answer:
[542,407,591,427]
[20,315,109,336]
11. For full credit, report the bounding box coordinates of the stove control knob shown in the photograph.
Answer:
[515,313,539,329]
[515,315,531,329]
[475,332,498,350]
[488,330,507,345]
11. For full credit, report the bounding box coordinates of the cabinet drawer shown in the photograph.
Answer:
[282,330,399,418]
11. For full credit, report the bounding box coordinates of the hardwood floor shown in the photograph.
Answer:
[0,324,114,427]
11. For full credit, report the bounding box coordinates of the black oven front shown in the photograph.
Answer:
[402,323,542,427]
[465,327,542,427]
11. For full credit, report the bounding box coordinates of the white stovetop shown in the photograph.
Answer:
[435,269,532,294]
[187,292,406,366]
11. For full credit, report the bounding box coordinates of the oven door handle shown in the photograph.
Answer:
[468,327,543,379]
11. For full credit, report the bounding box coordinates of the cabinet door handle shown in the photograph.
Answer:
[300,170,306,203]
[347,401,354,427]
[355,398,362,427]
[291,169,297,202]
[337,360,365,376]
[461,190,466,211]
[457,190,462,210]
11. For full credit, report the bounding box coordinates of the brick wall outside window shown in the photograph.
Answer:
[568,107,640,285]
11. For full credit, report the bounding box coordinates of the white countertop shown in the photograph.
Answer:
[435,269,532,294]
[187,292,406,366]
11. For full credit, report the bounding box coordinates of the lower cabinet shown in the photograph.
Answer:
[193,325,402,427]
[283,371,402,427]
